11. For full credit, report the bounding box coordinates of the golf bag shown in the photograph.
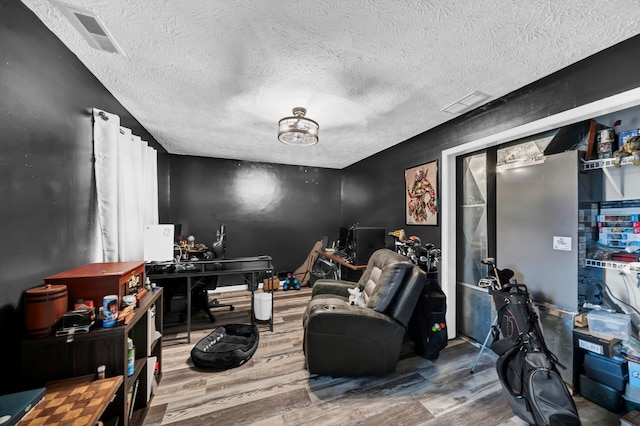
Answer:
[408,273,447,359]
[489,283,580,426]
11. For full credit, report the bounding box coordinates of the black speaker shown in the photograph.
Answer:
[353,227,385,265]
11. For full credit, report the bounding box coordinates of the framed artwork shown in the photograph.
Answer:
[405,160,438,225]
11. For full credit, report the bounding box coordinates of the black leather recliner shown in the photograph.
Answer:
[302,248,425,377]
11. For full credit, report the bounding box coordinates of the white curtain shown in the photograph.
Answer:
[93,108,159,262]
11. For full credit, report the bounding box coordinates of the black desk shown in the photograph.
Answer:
[146,256,275,343]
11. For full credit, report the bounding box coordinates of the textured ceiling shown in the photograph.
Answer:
[20,0,640,168]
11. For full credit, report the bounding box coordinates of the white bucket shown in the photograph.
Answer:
[254,292,272,321]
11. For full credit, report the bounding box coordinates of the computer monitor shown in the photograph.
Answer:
[352,227,386,264]
[337,226,352,251]
[337,226,385,264]
[320,235,329,250]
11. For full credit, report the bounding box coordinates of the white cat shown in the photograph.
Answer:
[347,286,366,307]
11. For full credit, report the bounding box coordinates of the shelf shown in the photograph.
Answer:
[21,286,163,426]
[581,156,636,171]
[125,358,146,390]
[584,258,640,272]
[130,406,149,425]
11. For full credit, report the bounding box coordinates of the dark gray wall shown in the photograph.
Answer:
[0,1,337,395]
[341,136,442,248]
[0,1,167,393]
[167,156,342,273]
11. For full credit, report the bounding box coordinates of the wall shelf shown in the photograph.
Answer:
[584,258,640,272]
[581,156,640,199]
[581,156,636,171]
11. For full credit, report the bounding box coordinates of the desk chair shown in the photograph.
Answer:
[190,223,234,321]
[192,276,234,323]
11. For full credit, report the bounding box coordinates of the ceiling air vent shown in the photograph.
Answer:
[441,91,490,115]
[55,2,125,55]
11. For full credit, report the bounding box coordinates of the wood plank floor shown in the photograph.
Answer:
[143,287,621,426]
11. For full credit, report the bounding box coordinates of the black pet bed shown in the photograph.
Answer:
[191,323,260,370]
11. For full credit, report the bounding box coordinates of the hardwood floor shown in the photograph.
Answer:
[143,287,621,426]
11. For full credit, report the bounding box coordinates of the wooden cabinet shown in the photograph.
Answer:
[21,288,163,426]
[43,261,145,311]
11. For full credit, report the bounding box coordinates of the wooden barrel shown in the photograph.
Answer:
[24,284,68,338]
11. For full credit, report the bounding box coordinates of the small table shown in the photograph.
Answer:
[19,375,123,425]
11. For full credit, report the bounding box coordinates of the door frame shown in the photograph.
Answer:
[441,86,640,339]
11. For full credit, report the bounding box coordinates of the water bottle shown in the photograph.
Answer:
[127,337,135,376]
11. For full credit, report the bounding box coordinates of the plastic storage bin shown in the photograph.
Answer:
[587,310,632,340]
[584,352,628,391]
[579,374,624,412]
[254,292,272,321]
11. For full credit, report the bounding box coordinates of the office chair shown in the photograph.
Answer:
[196,223,234,320]
[192,276,234,323]
[212,223,227,259]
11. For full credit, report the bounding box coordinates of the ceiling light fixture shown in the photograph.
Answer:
[278,107,319,146]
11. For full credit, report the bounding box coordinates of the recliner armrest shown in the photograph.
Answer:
[304,301,396,331]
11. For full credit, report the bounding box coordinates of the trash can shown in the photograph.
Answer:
[254,292,272,321]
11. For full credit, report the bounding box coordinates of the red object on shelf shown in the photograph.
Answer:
[611,253,639,262]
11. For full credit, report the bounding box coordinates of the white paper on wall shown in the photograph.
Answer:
[143,224,174,262]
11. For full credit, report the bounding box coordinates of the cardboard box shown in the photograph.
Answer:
[573,327,620,357]
[619,129,639,148]
[262,277,280,291]
[621,409,640,426]
[574,313,587,328]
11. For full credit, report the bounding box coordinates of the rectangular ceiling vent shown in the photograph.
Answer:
[441,91,491,115]
[55,2,125,55]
